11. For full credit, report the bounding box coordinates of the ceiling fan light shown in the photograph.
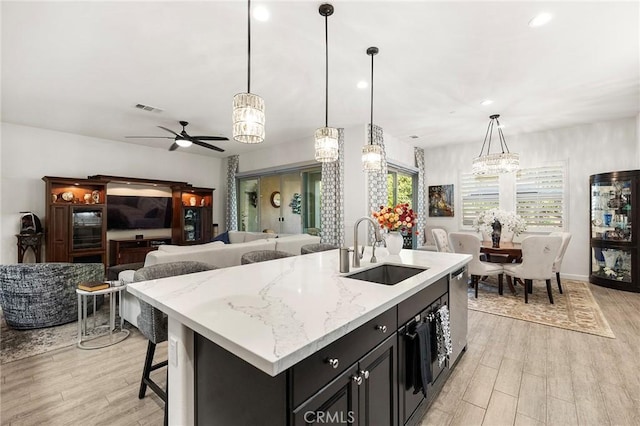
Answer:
[315,127,339,162]
[362,144,382,171]
[176,137,192,147]
[233,92,265,144]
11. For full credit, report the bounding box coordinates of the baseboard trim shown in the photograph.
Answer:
[561,273,589,282]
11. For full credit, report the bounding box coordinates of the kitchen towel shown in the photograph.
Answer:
[436,305,452,367]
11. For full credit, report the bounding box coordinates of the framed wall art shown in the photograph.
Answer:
[429,184,454,217]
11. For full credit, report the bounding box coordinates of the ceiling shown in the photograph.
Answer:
[2,1,638,158]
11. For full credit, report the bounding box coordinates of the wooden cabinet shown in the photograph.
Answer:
[171,186,214,245]
[109,238,172,266]
[590,170,638,292]
[43,177,107,264]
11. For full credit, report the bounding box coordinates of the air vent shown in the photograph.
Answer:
[134,103,163,113]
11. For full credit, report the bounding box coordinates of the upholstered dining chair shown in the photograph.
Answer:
[432,228,452,253]
[301,243,338,254]
[449,233,504,298]
[240,250,295,264]
[549,231,572,294]
[133,261,216,425]
[503,236,562,304]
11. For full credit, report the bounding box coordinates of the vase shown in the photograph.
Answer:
[491,220,502,248]
[385,231,403,255]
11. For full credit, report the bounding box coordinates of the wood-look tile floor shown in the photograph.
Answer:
[1,283,639,425]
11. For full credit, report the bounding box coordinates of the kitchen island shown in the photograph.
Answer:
[127,248,471,425]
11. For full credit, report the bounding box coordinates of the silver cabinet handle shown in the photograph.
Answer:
[352,374,363,385]
[360,370,370,380]
[376,325,387,333]
[327,358,339,369]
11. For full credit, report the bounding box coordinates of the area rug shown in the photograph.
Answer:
[468,278,615,338]
[0,305,130,364]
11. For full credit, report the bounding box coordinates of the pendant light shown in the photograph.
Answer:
[314,3,339,163]
[233,0,265,144]
[362,46,382,171]
[472,114,519,175]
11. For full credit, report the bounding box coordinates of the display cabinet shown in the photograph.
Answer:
[590,170,637,292]
[43,176,107,264]
[171,186,214,245]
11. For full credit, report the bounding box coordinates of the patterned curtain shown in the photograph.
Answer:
[415,147,426,247]
[320,129,345,246]
[367,124,388,244]
[225,155,240,231]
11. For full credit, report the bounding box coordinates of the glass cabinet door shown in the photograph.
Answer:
[591,179,632,242]
[184,208,201,242]
[592,247,633,283]
[71,208,104,250]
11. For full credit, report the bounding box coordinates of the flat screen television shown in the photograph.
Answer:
[107,195,172,230]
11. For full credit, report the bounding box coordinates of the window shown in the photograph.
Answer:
[516,164,565,230]
[460,173,499,227]
[387,169,415,208]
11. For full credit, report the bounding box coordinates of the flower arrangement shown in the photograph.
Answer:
[473,208,527,235]
[372,203,418,233]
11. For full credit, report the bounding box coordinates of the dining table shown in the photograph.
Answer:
[480,241,523,294]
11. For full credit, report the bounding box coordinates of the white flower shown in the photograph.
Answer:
[473,209,527,235]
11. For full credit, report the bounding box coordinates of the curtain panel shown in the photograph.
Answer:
[225,155,240,231]
[367,124,388,245]
[415,147,426,246]
[320,129,345,246]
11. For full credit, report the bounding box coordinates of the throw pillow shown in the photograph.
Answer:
[211,231,230,244]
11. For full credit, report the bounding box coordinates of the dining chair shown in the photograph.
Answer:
[240,250,295,264]
[133,261,217,426]
[432,228,452,253]
[449,233,504,298]
[503,236,562,304]
[549,231,572,294]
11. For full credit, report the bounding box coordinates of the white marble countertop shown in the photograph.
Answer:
[127,248,471,376]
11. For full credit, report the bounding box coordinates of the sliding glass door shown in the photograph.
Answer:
[238,167,321,235]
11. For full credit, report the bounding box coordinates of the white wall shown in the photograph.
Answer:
[424,116,639,280]
[0,122,223,264]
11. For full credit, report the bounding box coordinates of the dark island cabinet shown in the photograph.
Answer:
[292,333,397,426]
[194,273,467,425]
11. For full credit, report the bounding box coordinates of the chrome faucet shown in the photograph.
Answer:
[353,217,383,268]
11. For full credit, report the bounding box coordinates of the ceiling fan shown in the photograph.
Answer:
[126,121,228,152]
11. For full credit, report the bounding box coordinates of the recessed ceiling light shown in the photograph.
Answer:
[528,13,552,28]
[357,81,368,89]
[253,5,270,22]
[480,99,493,106]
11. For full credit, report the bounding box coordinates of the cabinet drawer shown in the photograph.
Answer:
[397,276,447,326]
[292,305,397,407]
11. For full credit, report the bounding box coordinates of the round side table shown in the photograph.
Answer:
[76,282,130,349]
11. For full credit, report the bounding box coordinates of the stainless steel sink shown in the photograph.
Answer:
[345,264,428,286]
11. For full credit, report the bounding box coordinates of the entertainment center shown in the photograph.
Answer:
[42,175,215,266]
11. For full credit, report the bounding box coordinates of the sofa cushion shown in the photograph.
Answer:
[228,231,246,244]
[144,239,277,269]
[244,232,275,242]
[158,241,224,253]
[211,231,231,244]
[275,234,321,254]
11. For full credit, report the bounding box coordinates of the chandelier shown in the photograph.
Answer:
[472,114,519,175]
[362,46,382,171]
[314,4,339,162]
[233,0,265,144]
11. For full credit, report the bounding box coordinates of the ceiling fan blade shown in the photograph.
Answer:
[158,126,180,137]
[191,139,225,152]
[125,136,175,139]
[168,142,180,151]
[191,136,230,141]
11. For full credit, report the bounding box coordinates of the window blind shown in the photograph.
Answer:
[516,164,565,230]
[460,173,499,227]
